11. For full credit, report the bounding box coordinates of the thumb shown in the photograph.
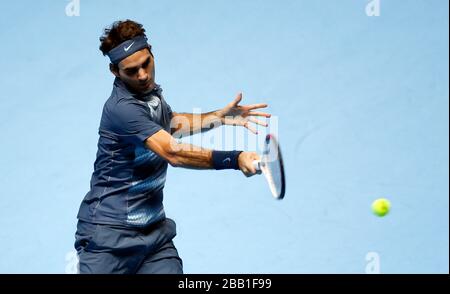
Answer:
[229,92,242,107]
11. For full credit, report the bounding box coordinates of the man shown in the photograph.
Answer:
[75,20,271,274]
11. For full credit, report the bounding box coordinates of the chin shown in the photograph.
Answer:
[139,82,155,94]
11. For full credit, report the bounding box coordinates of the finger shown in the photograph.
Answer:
[243,103,268,110]
[242,103,268,110]
[244,122,258,134]
[241,168,251,177]
[223,117,245,126]
[251,152,260,161]
[248,162,257,174]
[231,119,258,134]
[248,117,268,127]
[247,111,271,118]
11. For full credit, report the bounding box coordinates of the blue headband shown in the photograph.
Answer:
[107,35,150,65]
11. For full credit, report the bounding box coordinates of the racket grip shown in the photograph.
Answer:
[252,160,261,172]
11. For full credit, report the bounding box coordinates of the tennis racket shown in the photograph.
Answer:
[253,134,286,200]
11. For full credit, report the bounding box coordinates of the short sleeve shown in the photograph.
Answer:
[166,102,173,120]
[111,99,163,145]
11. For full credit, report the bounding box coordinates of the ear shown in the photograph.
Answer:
[109,63,120,77]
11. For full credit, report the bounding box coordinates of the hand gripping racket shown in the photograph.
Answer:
[253,134,286,200]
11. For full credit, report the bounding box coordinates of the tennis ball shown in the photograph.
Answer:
[372,198,391,217]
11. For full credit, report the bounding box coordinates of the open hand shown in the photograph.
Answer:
[216,93,271,134]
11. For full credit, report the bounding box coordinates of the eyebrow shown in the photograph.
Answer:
[123,56,151,71]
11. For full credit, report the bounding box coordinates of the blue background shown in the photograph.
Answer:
[0,0,448,273]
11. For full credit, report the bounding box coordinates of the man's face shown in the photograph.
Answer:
[112,48,155,94]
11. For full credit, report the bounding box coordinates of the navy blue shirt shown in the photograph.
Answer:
[77,78,173,228]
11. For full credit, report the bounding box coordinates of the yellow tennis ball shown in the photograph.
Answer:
[372,198,391,217]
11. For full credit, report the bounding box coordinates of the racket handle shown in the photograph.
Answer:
[252,160,261,172]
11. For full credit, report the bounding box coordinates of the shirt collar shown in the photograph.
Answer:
[113,77,162,102]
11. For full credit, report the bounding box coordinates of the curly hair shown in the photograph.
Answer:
[99,20,151,56]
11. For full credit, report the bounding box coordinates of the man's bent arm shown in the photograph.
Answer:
[146,128,214,169]
[145,129,259,176]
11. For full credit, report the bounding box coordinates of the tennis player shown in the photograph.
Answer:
[74,20,271,274]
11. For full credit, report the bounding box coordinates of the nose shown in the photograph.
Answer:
[137,68,148,82]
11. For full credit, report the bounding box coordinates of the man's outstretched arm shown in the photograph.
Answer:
[170,110,223,138]
[145,129,260,177]
[170,93,271,138]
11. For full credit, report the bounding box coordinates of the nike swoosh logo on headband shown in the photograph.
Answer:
[124,42,135,52]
